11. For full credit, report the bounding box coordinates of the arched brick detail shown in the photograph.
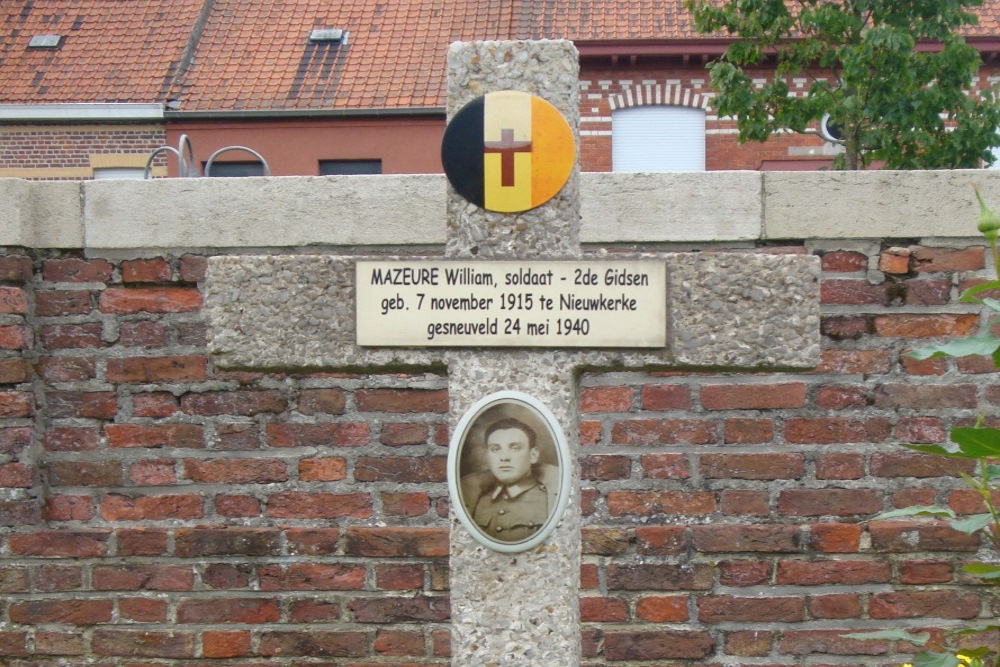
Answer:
[607,84,712,111]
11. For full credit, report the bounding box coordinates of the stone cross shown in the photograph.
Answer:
[204,40,820,666]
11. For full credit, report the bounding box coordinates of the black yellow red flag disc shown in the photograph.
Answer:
[441,91,575,213]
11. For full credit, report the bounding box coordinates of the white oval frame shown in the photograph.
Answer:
[448,390,571,553]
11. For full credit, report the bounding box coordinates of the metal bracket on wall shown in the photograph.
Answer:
[143,134,271,178]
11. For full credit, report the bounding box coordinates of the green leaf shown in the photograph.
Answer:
[981,297,1000,312]
[912,651,962,667]
[873,505,956,520]
[962,563,1000,580]
[907,337,1000,360]
[948,513,994,534]
[951,427,1000,457]
[901,442,966,459]
[841,629,931,645]
[960,280,1000,303]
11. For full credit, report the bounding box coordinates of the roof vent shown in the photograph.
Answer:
[28,34,63,49]
[309,29,346,44]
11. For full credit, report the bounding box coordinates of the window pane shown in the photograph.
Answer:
[93,167,145,180]
[204,161,265,177]
[319,160,382,175]
[612,106,705,172]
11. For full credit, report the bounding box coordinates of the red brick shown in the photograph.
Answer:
[808,593,862,618]
[376,563,424,590]
[874,314,979,338]
[39,322,101,349]
[285,528,341,556]
[875,383,977,409]
[776,559,891,585]
[607,490,716,516]
[348,595,450,622]
[178,597,279,623]
[215,494,261,517]
[118,528,168,555]
[202,630,251,658]
[578,596,628,622]
[822,315,870,339]
[640,384,692,410]
[299,457,348,481]
[957,354,1000,373]
[105,423,204,448]
[121,597,168,621]
[42,258,112,283]
[901,351,949,375]
[39,356,95,382]
[635,595,687,622]
[354,455,446,482]
[870,590,980,619]
[32,563,82,591]
[132,391,179,417]
[34,631,85,656]
[580,419,602,445]
[266,422,368,446]
[0,427,31,455]
[784,417,889,443]
[778,488,881,516]
[815,453,865,480]
[893,487,940,508]
[779,629,889,656]
[612,418,717,445]
[8,531,109,557]
[35,290,92,316]
[202,563,252,589]
[0,568,29,593]
[893,417,947,443]
[289,599,341,622]
[0,324,29,350]
[692,525,801,552]
[821,250,868,272]
[266,491,372,519]
[879,248,911,274]
[901,559,954,584]
[100,494,203,521]
[92,564,194,591]
[817,348,892,374]
[379,422,429,445]
[382,491,431,517]
[870,520,980,552]
[904,277,952,305]
[0,286,27,314]
[121,258,172,283]
[44,495,95,521]
[99,287,202,314]
[580,563,599,589]
[9,599,112,625]
[174,528,280,556]
[911,246,985,272]
[635,526,685,555]
[343,527,448,557]
[355,388,448,413]
[948,489,1000,515]
[297,387,347,414]
[581,385,633,412]
[639,452,689,479]
[720,489,770,516]
[259,563,366,590]
[584,527,633,555]
[724,418,774,444]
[178,254,207,282]
[46,390,114,418]
[582,454,633,480]
[259,631,367,658]
[602,631,713,661]
[0,463,33,487]
[129,459,176,485]
[119,321,169,347]
[820,279,887,305]
[183,458,288,484]
[719,560,771,586]
[815,385,867,409]
[0,255,33,283]
[0,500,38,526]
[698,595,804,622]
[47,460,121,486]
[701,382,806,410]
[91,629,196,658]
[700,453,804,479]
[215,420,260,450]
[106,355,208,382]
[374,629,424,656]
[872,451,974,478]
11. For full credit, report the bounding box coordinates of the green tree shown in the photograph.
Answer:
[685,0,1000,169]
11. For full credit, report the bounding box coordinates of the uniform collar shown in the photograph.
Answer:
[491,478,538,500]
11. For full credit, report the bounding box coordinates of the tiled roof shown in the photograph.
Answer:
[3,0,1000,112]
[0,0,205,104]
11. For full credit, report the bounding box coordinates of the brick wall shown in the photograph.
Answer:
[0,125,167,179]
[0,240,995,665]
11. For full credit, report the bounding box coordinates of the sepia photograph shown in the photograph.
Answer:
[448,391,569,552]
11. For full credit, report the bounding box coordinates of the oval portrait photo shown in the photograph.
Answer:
[448,391,570,553]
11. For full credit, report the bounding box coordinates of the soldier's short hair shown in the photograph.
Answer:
[484,417,537,449]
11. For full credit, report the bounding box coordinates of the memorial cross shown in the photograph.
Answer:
[204,40,820,667]
[484,128,531,187]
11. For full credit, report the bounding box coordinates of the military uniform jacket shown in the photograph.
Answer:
[472,478,548,542]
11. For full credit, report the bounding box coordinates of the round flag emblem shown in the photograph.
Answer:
[441,91,575,214]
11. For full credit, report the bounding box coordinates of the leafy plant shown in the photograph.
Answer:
[684,0,1000,169]
[845,186,1000,665]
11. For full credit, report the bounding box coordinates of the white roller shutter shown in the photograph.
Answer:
[612,106,706,172]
